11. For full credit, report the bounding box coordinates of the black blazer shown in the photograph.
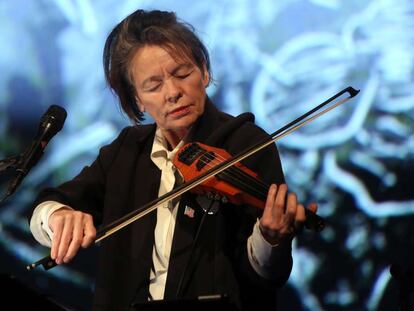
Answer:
[33,100,291,310]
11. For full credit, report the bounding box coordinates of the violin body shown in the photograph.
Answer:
[174,142,266,209]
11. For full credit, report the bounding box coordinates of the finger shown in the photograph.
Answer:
[274,183,288,218]
[81,215,97,248]
[285,191,297,218]
[263,184,277,220]
[295,203,306,223]
[283,192,297,233]
[308,202,318,213]
[56,217,73,264]
[291,203,305,235]
[64,214,84,263]
[50,217,64,261]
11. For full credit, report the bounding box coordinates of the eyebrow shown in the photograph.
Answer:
[141,63,193,89]
[170,63,193,75]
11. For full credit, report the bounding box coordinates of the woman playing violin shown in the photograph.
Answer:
[29,9,317,311]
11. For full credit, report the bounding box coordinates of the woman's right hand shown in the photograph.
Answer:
[49,208,96,264]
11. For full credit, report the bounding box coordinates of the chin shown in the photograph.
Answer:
[177,113,199,126]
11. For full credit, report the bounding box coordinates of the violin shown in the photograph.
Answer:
[27,86,359,271]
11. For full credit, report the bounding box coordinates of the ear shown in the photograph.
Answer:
[135,96,145,112]
[202,64,210,87]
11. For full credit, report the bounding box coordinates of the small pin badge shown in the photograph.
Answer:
[184,206,195,218]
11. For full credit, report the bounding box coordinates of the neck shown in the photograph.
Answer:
[162,128,189,150]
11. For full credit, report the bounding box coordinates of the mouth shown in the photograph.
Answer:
[168,105,191,117]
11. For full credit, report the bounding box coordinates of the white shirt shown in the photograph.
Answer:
[147,128,183,300]
[30,127,279,299]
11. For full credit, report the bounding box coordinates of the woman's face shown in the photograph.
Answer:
[130,45,209,146]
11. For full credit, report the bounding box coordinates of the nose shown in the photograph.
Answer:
[165,78,182,103]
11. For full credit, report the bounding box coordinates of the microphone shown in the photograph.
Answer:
[4,105,67,198]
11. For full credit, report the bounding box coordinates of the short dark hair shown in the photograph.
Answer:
[103,9,212,124]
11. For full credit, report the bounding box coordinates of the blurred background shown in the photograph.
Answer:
[1,0,414,310]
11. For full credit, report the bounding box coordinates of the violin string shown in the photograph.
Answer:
[178,148,269,202]
[207,154,268,196]
[200,151,268,194]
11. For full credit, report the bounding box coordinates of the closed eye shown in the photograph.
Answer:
[174,71,192,79]
[145,83,162,92]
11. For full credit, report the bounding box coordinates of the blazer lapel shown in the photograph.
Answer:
[129,125,160,300]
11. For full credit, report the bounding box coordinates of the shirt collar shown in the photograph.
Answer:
[150,127,185,171]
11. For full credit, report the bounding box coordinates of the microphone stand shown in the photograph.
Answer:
[0,155,20,173]
[0,155,21,203]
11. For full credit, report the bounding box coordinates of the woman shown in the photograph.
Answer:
[30,9,316,310]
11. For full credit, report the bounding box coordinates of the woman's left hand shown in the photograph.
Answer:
[259,183,318,245]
